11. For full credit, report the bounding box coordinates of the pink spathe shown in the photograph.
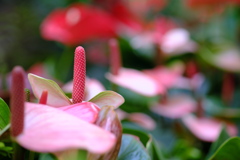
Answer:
[16,102,116,153]
[182,114,237,142]
[58,102,100,123]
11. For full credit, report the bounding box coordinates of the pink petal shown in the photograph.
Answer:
[213,49,240,72]
[143,66,182,89]
[84,78,105,101]
[58,102,100,123]
[106,68,165,96]
[150,95,196,119]
[182,114,238,142]
[128,113,156,130]
[16,102,116,153]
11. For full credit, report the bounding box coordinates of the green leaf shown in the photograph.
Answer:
[28,73,72,107]
[39,153,56,160]
[0,98,10,130]
[209,137,240,160]
[146,135,166,160]
[123,127,165,160]
[89,91,124,109]
[206,125,230,159]
[117,134,151,160]
[123,128,150,146]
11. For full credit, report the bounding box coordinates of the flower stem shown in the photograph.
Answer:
[109,39,122,75]
[12,142,25,160]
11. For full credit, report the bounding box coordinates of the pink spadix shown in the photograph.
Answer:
[109,39,122,76]
[10,66,25,137]
[72,46,86,104]
[39,90,48,105]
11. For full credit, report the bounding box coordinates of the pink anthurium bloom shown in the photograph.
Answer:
[182,114,237,142]
[11,47,125,157]
[10,67,115,154]
[160,28,197,55]
[106,67,165,96]
[150,95,197,119]
[116,109,156,130]
[106,39,184,97]
[106,66,183,97]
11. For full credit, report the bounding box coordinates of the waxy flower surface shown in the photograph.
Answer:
[10,47,125,157]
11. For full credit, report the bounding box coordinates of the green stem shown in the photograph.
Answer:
[12,142,25,160]
[28,151,35,160]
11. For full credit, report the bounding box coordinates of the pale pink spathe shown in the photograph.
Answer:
[182,114,237,142]
[16,102,116,154]
[58,102,100,123]
[106,68,164,96]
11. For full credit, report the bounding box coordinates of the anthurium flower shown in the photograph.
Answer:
[10,67,117,155]
[182,114,237,142]
[11,47,125,158]
[150,95,197,119]
[116,109,156,130]
[106,39,184,97]
[106,66,183,97]
[200,48,240,72]
[41,3,117,45]
[160,28,197,55]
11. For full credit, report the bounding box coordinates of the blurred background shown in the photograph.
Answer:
[1,0,240,159]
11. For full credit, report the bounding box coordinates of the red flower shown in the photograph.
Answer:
[41,4,117,45]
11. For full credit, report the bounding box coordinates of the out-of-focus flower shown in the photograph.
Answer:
[130,18,197,56]
[117,109,156,130]
[182,114,237,142]
[107,67,164,96]
[123,0,166,18]
[160,28,197,55]
[62,77,106,101]
[107,39,184,97]
[210,49,240,72]
[27,63,50,79]
[151,95,197,119]
[41,4,117,45]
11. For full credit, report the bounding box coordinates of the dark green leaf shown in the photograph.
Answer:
[146,135,166,160]
[206,125,230,159]
[123,128,150,146]
[209,137,240,160]
[117,134,151,160]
